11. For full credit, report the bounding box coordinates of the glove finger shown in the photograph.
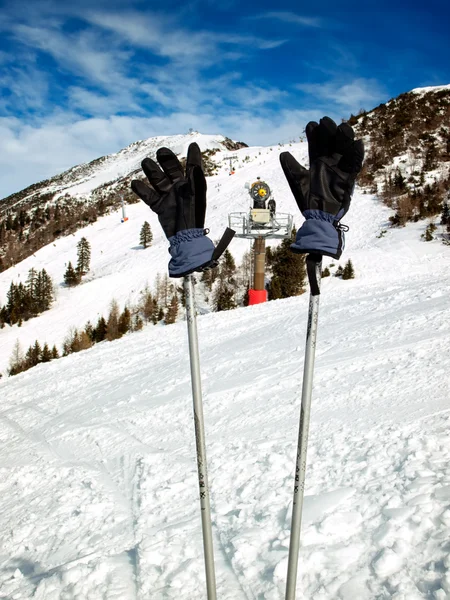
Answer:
[141,158,172,193]
[280,151,309,213]
[156,147,185,183]
[190,164,207,228]
[316,116,338,157]
[186,142,203,178]
[337,139,365,174]
[131,180,161,210]
[335,122,355,156]
[305,121,319,162]
[131,179,177,237]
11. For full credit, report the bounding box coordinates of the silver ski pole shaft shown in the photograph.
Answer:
[183,274,217,600]
[285,254,322,600]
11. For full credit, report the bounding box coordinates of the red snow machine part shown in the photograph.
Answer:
[248,289,267,305]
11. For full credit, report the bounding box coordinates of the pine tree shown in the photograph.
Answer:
[26,268,38,314]
[94,316,107,342]
[76,331,94,351]
[335,265,344,277]
[76,237,91,277]
[177,284,186,308]
[164,294,179,324]
[84,321,94,342]
[140,287,158,322]
[211,250,239,311]
[221,250,236,282]
[35,269,53,311]
[268,230,306,299]
[5,281,30,324]
[342,259,355,280]
[25,341,41,368]
[41,343,52,363]
[51,345,59,359]
[133,314,144,331]
[200,266,219,291]
[64,261,79,287]
[140,221,153,248]
[62,329,77,356]
[441,202,450,225]
[214,283,236,311]
[0,305,7,328]
[423,224,434,241]
[106,299,120,341]
[5,282,17,324]
[322,267,331,277]
[242,283,250,307]
[8,340,25,376]
[32,340,42,364]
[268,275,282,300]
[393,168,406,192]
[118,306,131,336]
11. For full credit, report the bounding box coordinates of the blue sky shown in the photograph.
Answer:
[0,0,449,197]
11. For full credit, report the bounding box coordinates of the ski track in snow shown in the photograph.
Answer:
[1,137,450,598]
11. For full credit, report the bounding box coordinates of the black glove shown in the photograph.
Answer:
[280,116,364,259]
[131,143,234,277]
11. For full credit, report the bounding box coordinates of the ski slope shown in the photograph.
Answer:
[1,225,450,599]
[0,136,308,376]
[1,135,450,598]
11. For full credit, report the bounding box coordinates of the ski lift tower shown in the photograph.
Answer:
[229,178,293,305]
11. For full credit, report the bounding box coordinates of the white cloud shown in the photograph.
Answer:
[296,78,387,112]
[13,24,134,90]
[82,10,286,64]
[0,106,319,198]
[0,4,387,198]
[252,11,322,28]
[0,65,49,113]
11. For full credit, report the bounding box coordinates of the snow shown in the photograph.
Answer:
[1,135,450,598]
[0,137,309,376]
[410,84,450,95]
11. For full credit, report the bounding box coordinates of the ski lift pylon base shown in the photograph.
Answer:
[248,289,267,305]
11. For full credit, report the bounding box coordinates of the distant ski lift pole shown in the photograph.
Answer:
[229,178,293,305]
[121,194,129,223]
[228,155,238,175]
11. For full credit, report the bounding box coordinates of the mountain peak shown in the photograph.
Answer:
[410,83,450,95]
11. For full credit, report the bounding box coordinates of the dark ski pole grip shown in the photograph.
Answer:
[306,253,322,296]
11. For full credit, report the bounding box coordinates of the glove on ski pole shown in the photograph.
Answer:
[131,143,234,277]
[280,117,364,259]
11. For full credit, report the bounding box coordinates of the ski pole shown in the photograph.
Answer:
[184,274,217,600]
[285,253,322,600]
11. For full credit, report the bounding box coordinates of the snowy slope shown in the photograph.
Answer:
[411,84,450,95]
[2,132,239,206]
[1,132,450,599]
[0,137,307,376]
[1,213,450,598]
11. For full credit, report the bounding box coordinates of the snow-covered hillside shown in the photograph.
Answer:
[1,131,450,599]
[1,132,242,207]
[1,212,450,598]
[0,136,307,376]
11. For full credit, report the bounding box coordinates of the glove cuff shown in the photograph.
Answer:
[168,228,215,277]
[291,210,345,259]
